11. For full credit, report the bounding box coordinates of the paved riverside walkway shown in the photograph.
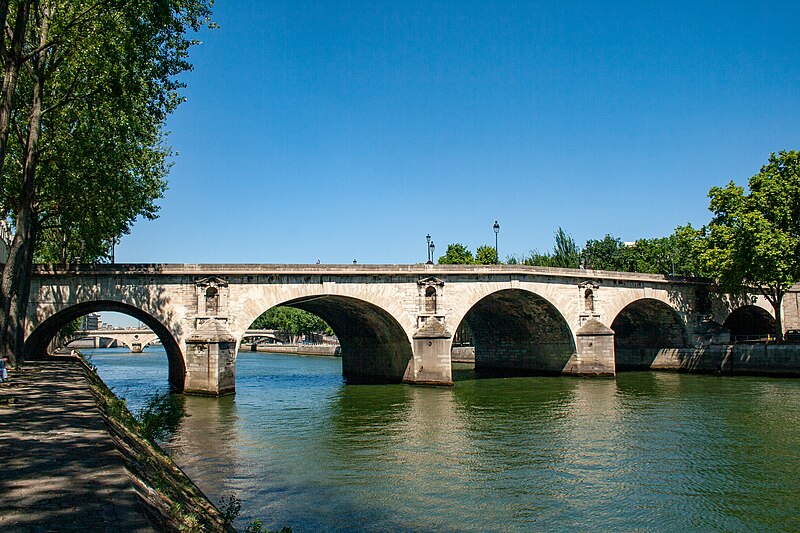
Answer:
[0,361,153,532]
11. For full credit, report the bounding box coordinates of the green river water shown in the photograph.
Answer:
[88,347,800,532]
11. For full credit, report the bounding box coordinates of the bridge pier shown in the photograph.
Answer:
[184,320,236,396]
[563,319,616,376]
[407,319,454,386]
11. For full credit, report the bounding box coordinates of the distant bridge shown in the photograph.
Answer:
[23,263,800,396]
[240,329,290,345]
[70,328,161,353]
[72,328,288,353]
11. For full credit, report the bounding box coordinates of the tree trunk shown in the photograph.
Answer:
[7,220,35,362]
[769,292,784,342]
[0,0,30,178]
[0,0,10,53]
[0,0,29,347]
[0,4,48,367]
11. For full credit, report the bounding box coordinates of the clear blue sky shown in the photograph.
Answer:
[116,0,800,265]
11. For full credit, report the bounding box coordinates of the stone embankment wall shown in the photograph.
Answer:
[252,344,340,356]
[618,345,800,376]
[76,357,234,532]
[451,347,475,363]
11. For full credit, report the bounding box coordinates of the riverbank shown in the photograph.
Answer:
[0,357,232,532]
[90,350,800,531]
[623,344,800,376]
[251,343,340,356]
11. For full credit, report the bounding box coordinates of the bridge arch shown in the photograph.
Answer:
[611,298,689,370]
[453,288,577,374]
[246,295,414,384]
[24,300,185,391]
[723,305,776,341]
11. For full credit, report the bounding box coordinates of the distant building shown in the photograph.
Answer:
[81,313,101,330]
[0,220,10,263]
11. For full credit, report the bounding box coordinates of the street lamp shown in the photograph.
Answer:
[426,234,432,264]
[493,221,500,264]
[429,240,436,264]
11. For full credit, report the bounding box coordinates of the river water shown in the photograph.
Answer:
[88,347,800,532]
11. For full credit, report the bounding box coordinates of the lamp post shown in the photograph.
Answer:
[426,234,432,264]
[493,221,500,264]
[429,240,436,264]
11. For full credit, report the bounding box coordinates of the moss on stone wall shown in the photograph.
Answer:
[75,356,234,532]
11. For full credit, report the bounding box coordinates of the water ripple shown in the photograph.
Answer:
[92,351,800,532]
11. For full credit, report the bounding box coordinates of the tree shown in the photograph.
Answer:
[581,227,706,276]
[701,151,800,340]
[0,1,213,365]
[474,244,497,265]
[437,243,474,264]
[550,227,580,268]
[521,249,555,267]
[582,234,626,271]
[252,307,332,340]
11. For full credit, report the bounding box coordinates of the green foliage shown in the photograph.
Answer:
[218,493,241,530]
[437,243,474,264]
[581,235,626,271]
[168,502,202,533]
[580,227,706,276]
[474,244,497,264]
[0,0,215,361]
[245,521,292,533]
[701,150,800,337]
[136,391,186,443]
[0,1,214,263]
[245,520,267,533]
[58,318,82,340]
[551,227,580,268]
[514,228,580,268]
[520,249,554,267]
[251,306,332,336]
[106,395,138,428]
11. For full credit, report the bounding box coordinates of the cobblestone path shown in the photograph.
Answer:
[0,361,153,532]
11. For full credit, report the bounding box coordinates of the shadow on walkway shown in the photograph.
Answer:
[0,361,152,532]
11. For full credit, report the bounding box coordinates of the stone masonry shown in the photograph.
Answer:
[23,264,800,395]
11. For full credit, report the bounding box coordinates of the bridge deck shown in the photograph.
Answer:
[30,263,713,285]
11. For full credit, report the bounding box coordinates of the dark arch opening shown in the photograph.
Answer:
[249,296,413,384]
[24,300,185,391]
[456,289,576,375]
[611,298,688,371]
[723,305,776,341]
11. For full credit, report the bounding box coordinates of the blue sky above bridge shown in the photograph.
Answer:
[114,0,799,266]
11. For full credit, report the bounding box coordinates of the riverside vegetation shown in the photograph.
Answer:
[438,150,800,340]
[79,353,290,533]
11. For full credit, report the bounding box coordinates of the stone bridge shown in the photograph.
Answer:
[22,264,800,396]
[71,329,161,353]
